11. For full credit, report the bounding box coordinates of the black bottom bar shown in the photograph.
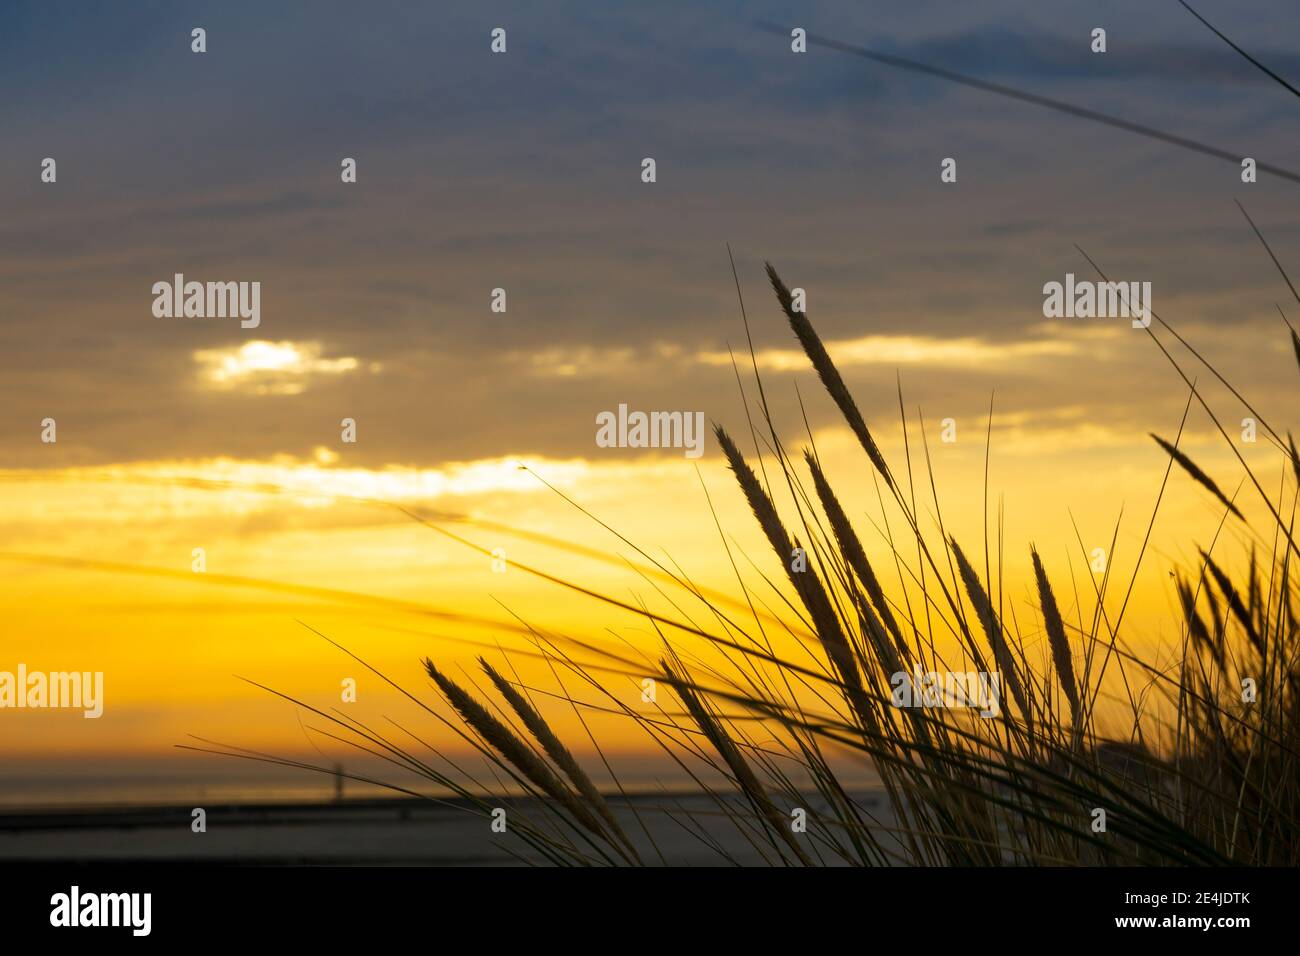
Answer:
[1,863,1286,942]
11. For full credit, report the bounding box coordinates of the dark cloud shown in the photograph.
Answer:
[0,0,1296,467]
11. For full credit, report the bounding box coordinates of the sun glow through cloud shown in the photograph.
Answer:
[193,341,363,394]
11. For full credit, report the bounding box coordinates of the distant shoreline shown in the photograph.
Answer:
[0,791,889,865]
[0,789,811,831]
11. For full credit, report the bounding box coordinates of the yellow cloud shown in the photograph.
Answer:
[697,333,1081,371]
[192,340,362,395]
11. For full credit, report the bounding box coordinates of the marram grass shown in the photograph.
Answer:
[192,260,1300,867]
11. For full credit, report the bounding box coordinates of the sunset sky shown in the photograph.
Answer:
[1,0,1298,805]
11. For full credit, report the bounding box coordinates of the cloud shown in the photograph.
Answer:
[507,343,685,378]
[0,0,1295,474]
[193,341,364,395]
[697,333,1081,371]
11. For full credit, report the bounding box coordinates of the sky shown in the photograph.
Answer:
[1,0,1298,804]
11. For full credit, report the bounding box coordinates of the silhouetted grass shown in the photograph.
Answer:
[192,257,1300,867]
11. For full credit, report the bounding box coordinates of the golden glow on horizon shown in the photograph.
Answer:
[0,427,1278,762]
